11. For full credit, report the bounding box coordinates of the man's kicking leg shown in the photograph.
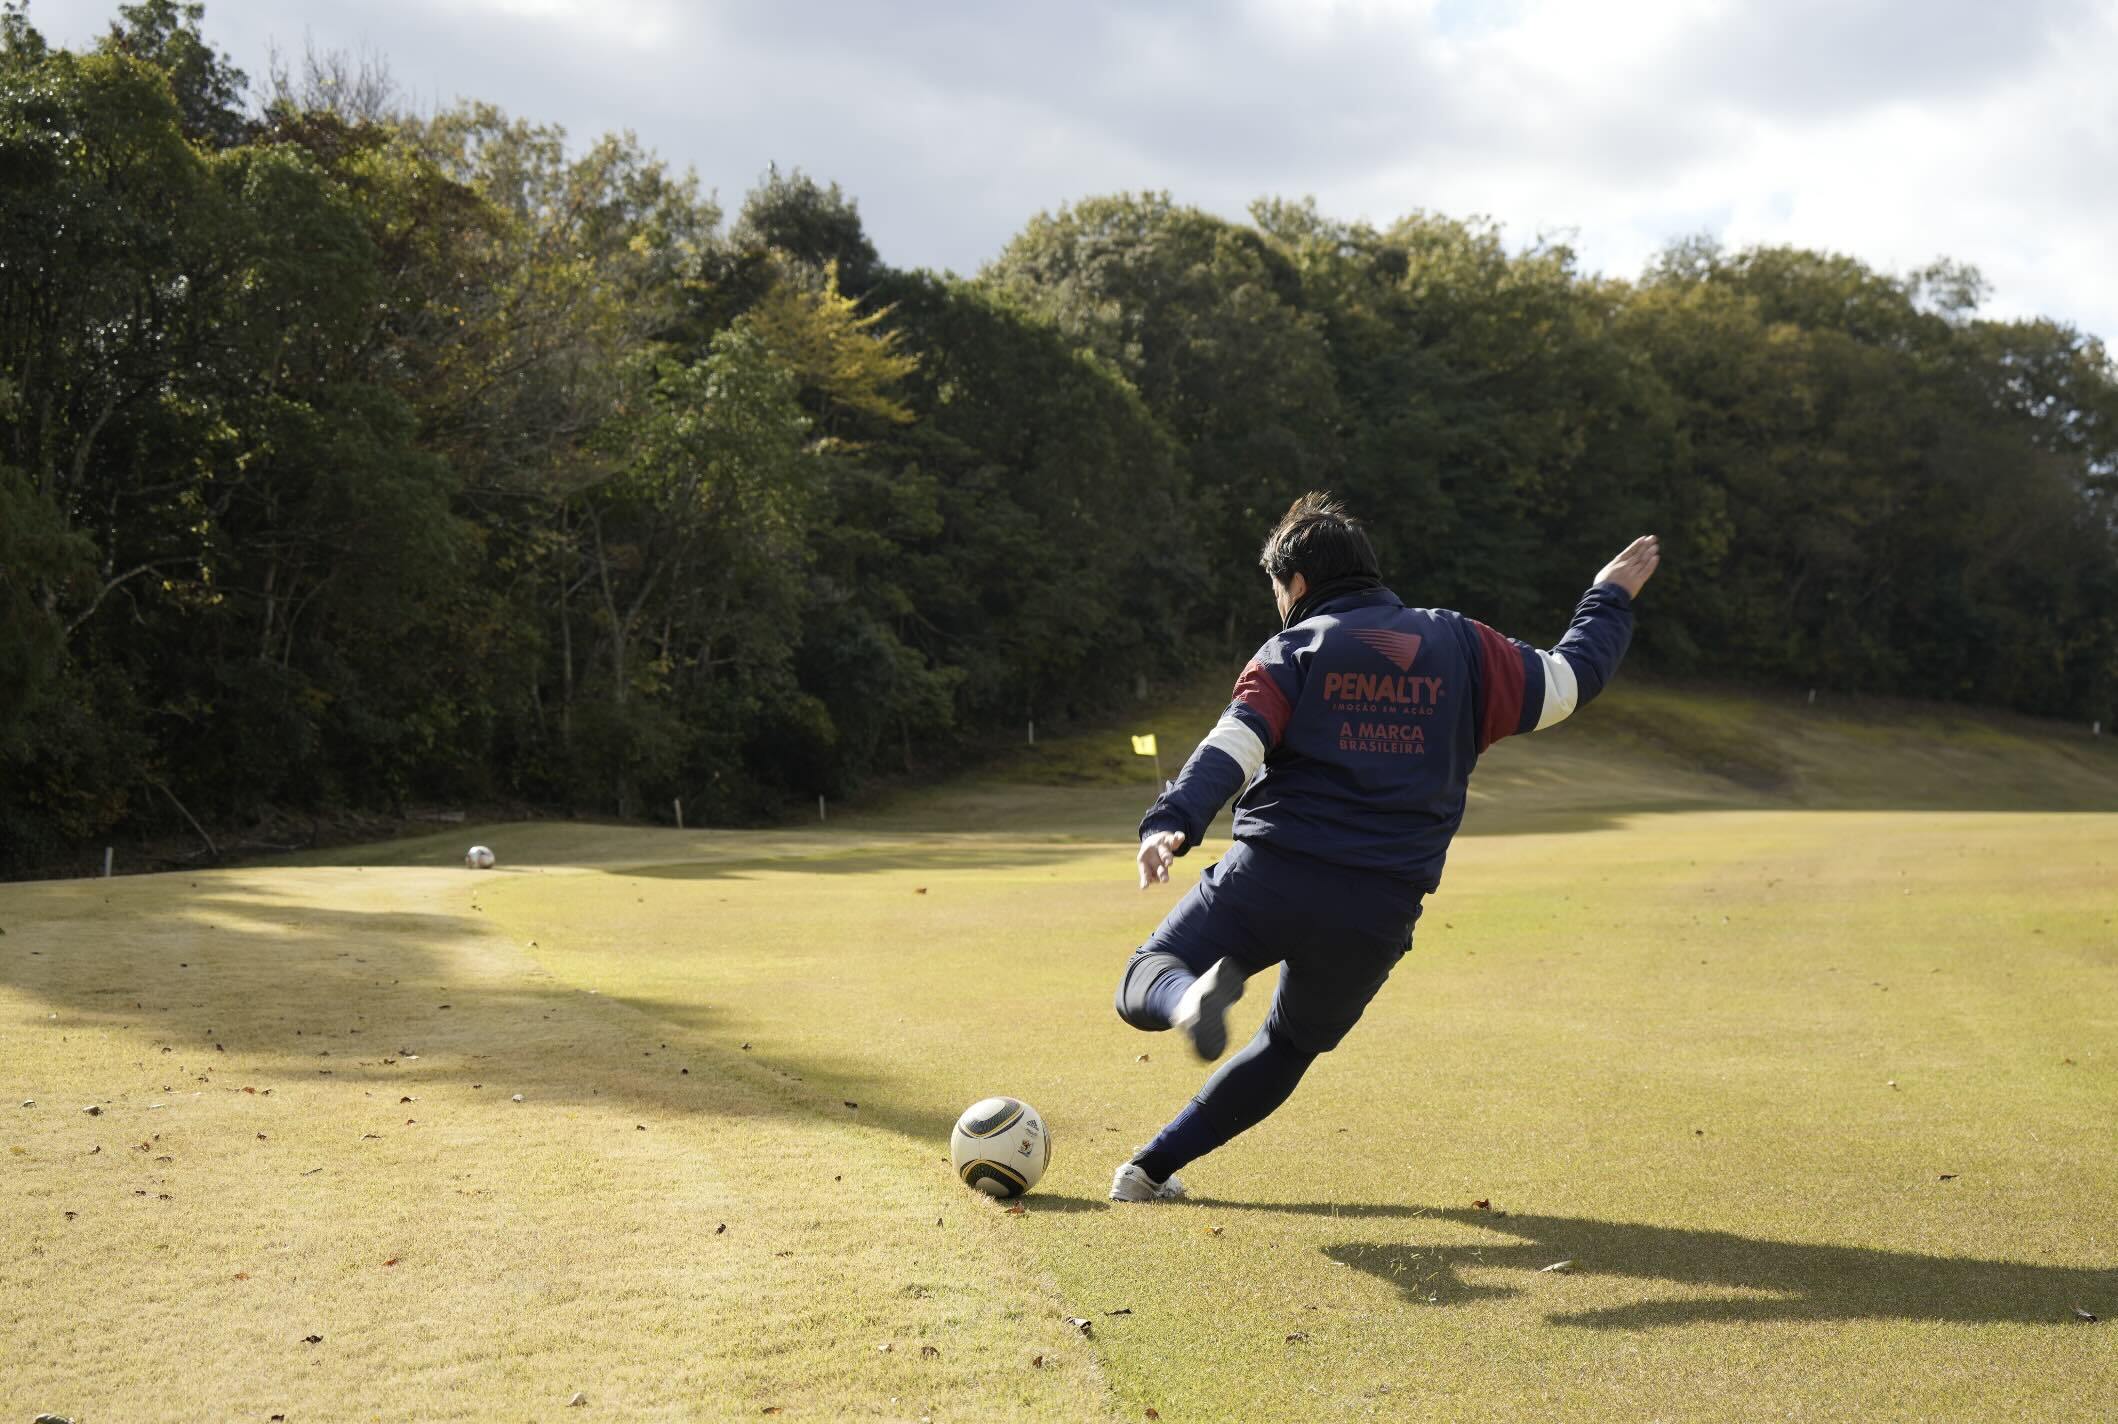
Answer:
[1111,870,1411,1202]
[1110,850,1279,1199]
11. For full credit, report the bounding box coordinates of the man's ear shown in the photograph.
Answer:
[1286,572,1308,602]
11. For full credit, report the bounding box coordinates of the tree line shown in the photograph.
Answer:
[4,2,2115,870]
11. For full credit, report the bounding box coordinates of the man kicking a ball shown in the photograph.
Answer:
[1109,494,1659,1202]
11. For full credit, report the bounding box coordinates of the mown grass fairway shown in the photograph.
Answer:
[5,685,2116,1420]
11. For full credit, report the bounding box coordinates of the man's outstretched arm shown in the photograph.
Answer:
[1467,535,1660,753]
[1136,644,1300,888]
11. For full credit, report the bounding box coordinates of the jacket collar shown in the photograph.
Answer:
[1298,586,1403,623]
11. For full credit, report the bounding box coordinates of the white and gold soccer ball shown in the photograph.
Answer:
[465,845,496,870]
[950,1096,1050,1198]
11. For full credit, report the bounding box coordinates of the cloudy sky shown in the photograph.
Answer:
[44,0,2118,342]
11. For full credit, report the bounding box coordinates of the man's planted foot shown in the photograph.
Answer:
[1109,1161,1187,1202]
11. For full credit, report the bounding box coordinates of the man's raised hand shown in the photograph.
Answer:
[1594,535,1661,598]
[1138,830,1186,890]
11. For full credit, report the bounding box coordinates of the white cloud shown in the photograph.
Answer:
[35,0,2118,340]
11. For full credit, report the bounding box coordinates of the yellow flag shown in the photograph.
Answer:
[1130,733,1158,757]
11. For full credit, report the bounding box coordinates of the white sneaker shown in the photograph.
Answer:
[1172,957,1245,1061]
[1109,1162,1187,1202]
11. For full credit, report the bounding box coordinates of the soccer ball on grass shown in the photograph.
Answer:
[950,1096,1050,1198]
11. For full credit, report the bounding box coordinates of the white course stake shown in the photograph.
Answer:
[818,794,827,823]
[103,847,113,878]
[674,797,684,829]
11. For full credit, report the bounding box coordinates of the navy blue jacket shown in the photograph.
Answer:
[1139,582,1635,891]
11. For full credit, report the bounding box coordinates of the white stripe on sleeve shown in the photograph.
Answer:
[1533,649,1580,731]
[1200,712,1268,781]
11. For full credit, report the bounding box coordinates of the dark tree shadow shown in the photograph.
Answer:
[616,841,1091,881]
[0,878,1004,1149]
[1189,1199,2114,1329]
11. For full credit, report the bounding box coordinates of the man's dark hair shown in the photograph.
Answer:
[1259,492,1379,587]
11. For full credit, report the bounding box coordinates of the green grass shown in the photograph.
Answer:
[4,682,2116,1420]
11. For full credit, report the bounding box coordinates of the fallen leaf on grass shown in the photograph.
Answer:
[1065,1316,1094,1338]
[1031,1355,1044,1369]
[2075,1306,2100,1322]
[1104,1308,1132,1316]
[400,1096,415,1104]
[1205,1226,1223,1237]
[1136,1054,1150,1063]
[1473,1199,1491,1211]
[842,1100,859,1110]
[83,1105,101,1116]
[567,1391,587,1406]
[234,1272,249,1280]
[762,1409,783,1416]
[301,1167,322,1177]
[920,1345,940,1359]
[301,1334,323,1345]
[716,1223,727,1235]
[1285,1331,1309,1343]
[1145,1410,1160,1421]
[915,887,928,895]
[1539,1260,1575,1274]
[1938,1174,1958,1182]
[360,1133,379,1140]
[242,1087,255,1095]
[384,1258,399,1267]
[877,1342,894,1353]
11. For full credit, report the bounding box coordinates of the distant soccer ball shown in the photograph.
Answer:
[950,1096,1050,1198]
[465,845,496,870]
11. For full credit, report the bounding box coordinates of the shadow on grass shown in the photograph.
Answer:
[0,877,1038,1151]
[0,882,890,1134]
[1191,1200,2113,1328]
[617,841,1095,881]
[1004,1192,1110,1215]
